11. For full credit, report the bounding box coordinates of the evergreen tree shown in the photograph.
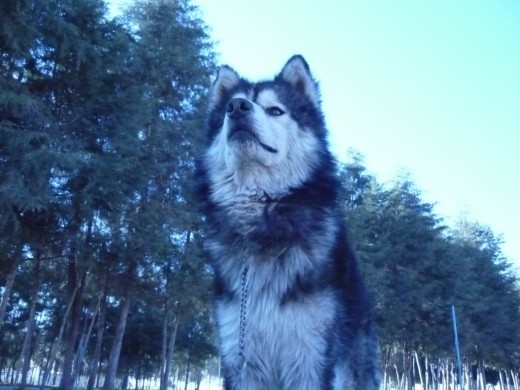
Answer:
[338,154,520,387]
[449,218,520,371]
[100,1,215,389]
[1,0,215,388]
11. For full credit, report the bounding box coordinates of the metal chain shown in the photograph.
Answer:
[232,258,249,374]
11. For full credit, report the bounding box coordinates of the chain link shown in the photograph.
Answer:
[232,258,249,374]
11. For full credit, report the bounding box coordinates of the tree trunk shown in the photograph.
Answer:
[404,349,413,390]
[103,289,132,390]
[499,370,506,390]
[513,370,520,390]
[160,308,180,390]
[184,352,191,390]
[87,276,108,390]
[60,258,87,390]
[0,253,22,331]
[72,293,102,384]
[424,354,430,390]
[121,369,129,390]
[40,283,78,390]
[414,351,423,389]
[441,360,448,390]
[511,370,519,390]
[160,304,169,390]
[430,359,438,390]
[20,256,41,389]
[478,361,486,390]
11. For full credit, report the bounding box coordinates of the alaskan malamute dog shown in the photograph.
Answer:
[196,55,381,389]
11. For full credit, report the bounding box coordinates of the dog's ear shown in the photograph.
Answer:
[209,65,241,110]
[279,55,321,107]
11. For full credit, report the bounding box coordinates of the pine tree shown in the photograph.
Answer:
[100,1,215,389]
[2,0,215,388]
[449,218,520,372]
[339,154,520,386]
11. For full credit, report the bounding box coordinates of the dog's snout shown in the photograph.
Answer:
[227,98,253,117]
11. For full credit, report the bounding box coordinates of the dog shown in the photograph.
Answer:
[196,55,381,389]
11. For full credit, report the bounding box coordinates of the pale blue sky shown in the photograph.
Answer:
[191,0,520,269]
[111,1,520,268]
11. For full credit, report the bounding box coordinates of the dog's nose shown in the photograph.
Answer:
[227,98,253,117]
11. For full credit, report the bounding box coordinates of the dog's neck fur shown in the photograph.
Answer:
[208,160,298,208]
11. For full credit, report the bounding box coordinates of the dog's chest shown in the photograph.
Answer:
[227,194,266,227]
[216,258,337,370]
[218,191,281,240]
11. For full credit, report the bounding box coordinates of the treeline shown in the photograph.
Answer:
[1,1,519,390]
[338,153,520,389]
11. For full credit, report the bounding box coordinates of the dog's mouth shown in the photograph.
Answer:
[228,127,255,142]
[228,127,278,154]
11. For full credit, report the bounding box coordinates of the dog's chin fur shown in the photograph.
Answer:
[196,55,381,389]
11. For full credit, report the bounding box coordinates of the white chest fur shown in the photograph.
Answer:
[214,251,339,388]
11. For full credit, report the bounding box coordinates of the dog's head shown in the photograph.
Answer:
[203,55,330,196]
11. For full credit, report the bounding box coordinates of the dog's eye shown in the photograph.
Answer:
[265,106,285,116]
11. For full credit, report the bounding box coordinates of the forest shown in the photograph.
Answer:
[1,0,519,389]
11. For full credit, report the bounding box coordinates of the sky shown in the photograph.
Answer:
[110,1,520,269]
